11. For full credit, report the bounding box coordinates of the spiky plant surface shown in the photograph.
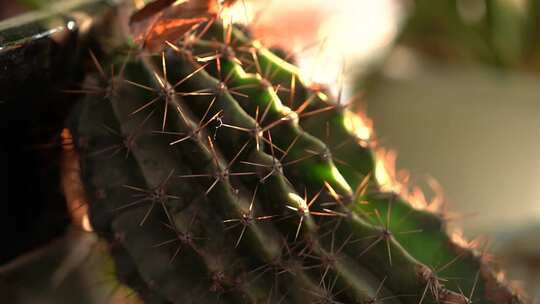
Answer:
[1,0,525,303]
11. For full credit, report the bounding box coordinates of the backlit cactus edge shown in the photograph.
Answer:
[2,0,526,303]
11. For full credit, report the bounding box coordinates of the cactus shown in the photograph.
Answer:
[0,0,524,303]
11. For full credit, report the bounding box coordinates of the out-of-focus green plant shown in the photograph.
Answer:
[15,0,52,9]
[398,0,540,71]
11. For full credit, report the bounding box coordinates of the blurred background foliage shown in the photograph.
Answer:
[399,0,540,71]
[1,0,540,302]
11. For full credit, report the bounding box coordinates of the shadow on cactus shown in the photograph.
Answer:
[44,0,525,303]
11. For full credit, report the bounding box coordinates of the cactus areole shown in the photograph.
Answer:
[0,0,525,303]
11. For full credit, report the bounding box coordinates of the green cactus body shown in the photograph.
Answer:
[2,0,519,303]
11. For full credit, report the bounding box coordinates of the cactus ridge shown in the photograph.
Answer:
[71,12,522,304]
